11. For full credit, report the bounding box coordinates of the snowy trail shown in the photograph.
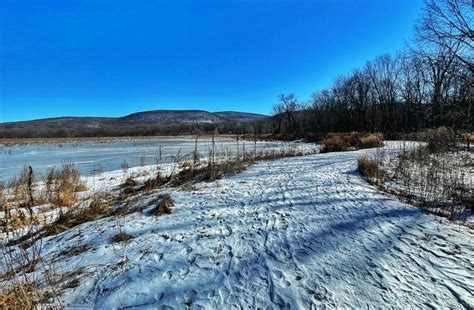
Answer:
[37,148,473,308]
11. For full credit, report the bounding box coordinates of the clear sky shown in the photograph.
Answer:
[0,0,424,122]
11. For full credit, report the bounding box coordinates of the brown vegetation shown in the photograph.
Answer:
[362,129,474,222]
[0,283,44,309]
[112,232,134,243]
[357,157,385,186]
[321,132,384,153]
[152,194,175,216]
[45,163,86,208]
[46,195,110,236]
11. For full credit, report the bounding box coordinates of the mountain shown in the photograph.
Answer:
[213,111,268,123]
[1,110,267,127]
[116,110,224,125]
[2,116,115,128]
[0,110,269,138]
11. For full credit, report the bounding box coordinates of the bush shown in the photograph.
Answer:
[321,132,384,153]
[357,157,384,185]
[152,194,174,216]
[46,164,86,208]
[359,133,384,148]
[423,127,458,153]
[320,134,350,153]
[8,166,34,206]
[392,142,473,219]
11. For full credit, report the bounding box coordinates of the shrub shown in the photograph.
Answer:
[320,134,350,153]
[321,132,383,153]
[46,164,86,208]
[423,127,458,153]
[152,194,174,216]
[1,211,44,231]
[357,156,384,185]
[392,142,473,219]
[359,133,384,148]
[8,166,33,205]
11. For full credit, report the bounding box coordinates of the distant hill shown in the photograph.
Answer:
[0,110,269,138]
[2,116,116,128]
[117,110,224,125]
[213,111,268,123]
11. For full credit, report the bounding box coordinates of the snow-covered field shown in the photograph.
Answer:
[6,143,470,309]
[0,137,292,182]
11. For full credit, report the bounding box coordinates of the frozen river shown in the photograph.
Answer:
[0,137,291,182]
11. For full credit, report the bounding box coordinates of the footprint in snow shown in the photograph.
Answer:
[153,253,163,263]
[272,270,283,279]
[179,267,189,277]
[183,247,193,255]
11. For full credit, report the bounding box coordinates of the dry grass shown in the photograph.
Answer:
[8,166,34,206]
[180,161,193,170]
[169,160,247,186]
[359,133,384,148]
[321,132,384,153]
[0,283,44,309]
[423,127,458,153]
[45,163,87,208]
[392,144,473,219]
[143,174,168,192]
[152,194,175,216]
[0,182,5,211]
[465,132,474,144]
[122,178,138,188]
[120,177,139,196]
[367,130,473,222]
[111,232,134,243]
[1,212,45,231]
[44,194,109,237]
[357,157,384,185]
[320,134,349,153]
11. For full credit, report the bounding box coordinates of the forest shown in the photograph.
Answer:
[271,0,472,137]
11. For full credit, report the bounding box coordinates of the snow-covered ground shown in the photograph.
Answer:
[0,137,297,182]
[4,145,474,308]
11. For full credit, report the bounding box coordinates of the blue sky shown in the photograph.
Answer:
[0,0,424,122]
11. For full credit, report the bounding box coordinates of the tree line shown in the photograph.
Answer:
[0,121,270,139]
[271,0,473,137]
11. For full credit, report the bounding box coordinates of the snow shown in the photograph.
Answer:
[0,137,296,182]
[3,144,474,308]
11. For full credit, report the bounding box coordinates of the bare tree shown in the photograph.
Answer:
[417,0,473,72]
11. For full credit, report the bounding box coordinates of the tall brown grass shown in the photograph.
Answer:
[321,132,383,153]
[357,156,385,186]
[152,194,175,216]
[45,163,87,208]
